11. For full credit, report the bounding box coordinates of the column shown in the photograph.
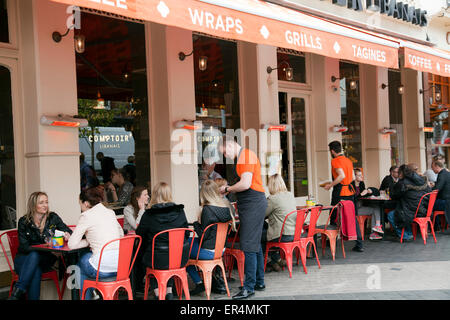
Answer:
[146,23,199,222]
[401,68,426,172]
[359,65,391,188]
[310,55,342,206]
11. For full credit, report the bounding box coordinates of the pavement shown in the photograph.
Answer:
[2,229,449,301]
[195,229,450,300]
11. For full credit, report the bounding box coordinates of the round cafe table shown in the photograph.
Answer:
[360,196,397,239]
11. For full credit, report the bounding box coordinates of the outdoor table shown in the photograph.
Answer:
[32,243,89,300]
[106,202,125,215]
[360,196,397,238]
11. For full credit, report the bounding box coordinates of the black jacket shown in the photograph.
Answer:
[136,203,190,270]
[433,169,450,201]
[390,173,431,228]
[380,175,397,192]
[193,205,232,251]
[16,212,72,270]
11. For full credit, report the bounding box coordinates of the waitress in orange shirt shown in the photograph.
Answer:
[324,141,363,252]
[218,136,267,300]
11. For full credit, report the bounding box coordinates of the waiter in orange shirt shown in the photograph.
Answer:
[218,136,267,300]
[324,141,363,252]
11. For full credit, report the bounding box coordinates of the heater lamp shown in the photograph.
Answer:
[332,125,348,133]
[262,124,291,132]
[40,114,88,128]
[174,120,202,130]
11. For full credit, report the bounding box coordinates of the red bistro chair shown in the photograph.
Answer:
[264,209,308,278]
[144,228,195,301]
[187,221,232,300]
[314,203,346,261]
[82,235,142,300]
[356,215,372,240]
[401,190,437,245]
[432,210,448,232]
[224,224,245,286]
[0,229,65,300]
[117,217,124,228]
[299,206,322,274]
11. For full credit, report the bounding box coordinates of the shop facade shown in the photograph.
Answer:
[0,0,449,297]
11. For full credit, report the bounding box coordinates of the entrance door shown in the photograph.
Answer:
[279,92,311,206]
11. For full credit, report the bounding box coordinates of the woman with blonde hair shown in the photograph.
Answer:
[136,182,189,300]
[263,174,297,272]
[9,192,72,300]
[188,180,235,296]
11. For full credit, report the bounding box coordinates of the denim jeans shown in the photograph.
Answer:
[387,210,412,240]
[186,238,215,284]
[13,251,44,300]
[78,252,117,300]
[243,246,265,292]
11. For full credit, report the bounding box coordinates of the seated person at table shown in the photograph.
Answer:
[432,158,450,229]
[68,187,124,300]
[379,166,399,193]
[123,186,149,233]
[262,174,297,272]
[9,192,72,300]
[104,168,134,206]
[188,180,236,296]
[351,169,383,240]
[136,182,190,300]
[387,164,431,241]
[215,178,236,215]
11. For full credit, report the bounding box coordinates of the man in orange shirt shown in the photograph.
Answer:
[218,136,267,300]
[324,141,363,252]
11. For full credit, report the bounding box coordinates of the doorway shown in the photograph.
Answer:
[278,92,312,206]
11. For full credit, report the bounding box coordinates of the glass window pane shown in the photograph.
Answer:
[388,70,404,166]
[291,97,308,197]
[76,13,150,197]
[278,92,290,190]
[340,62,362,168]
[277,52,306,83]
[0,0,9,43]
[194,35,240,189]
[0,65,16,230]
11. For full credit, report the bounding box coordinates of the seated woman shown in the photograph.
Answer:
[388,164,431,241]
[136,182,190,300]
[263,174,297,272]
[123,186,149,233]
[9,192,72,300]
[104,168,134,206]
[188,180,236,296]
[351,168,383,240]
[68,187,124,300]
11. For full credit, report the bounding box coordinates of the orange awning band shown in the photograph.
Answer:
[401,41,450,78]
[51,0,400,69]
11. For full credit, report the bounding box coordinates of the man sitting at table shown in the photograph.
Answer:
[380,166,399,193]
[432,158,450,231]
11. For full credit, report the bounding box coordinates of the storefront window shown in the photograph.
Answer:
[194,35,240,187]
[388,70,404,166]
[76,13,150,191]
[0,0,9,43]
[424,74,450,166]
[277,49,306,83]
[340,62,362,168]
[0,65,16,230]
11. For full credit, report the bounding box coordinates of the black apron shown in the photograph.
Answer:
[235,149,267,253]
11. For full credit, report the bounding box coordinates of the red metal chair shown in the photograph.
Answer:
[314,203,346,261]
[187,221,232,300]
[432,210,448,232]
[144,228,195,301]
[298,206,322,274]
[224,223,245,286]
[264,209,308,278]
[356,215,371,240]
[401,190,437,245]
[117,217,124,228]
[82,235,142,300]
[0,229,65,300]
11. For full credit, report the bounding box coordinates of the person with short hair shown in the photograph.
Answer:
[323,140,363,252]
[218,136,267,300]
[387,164,431,241]
[104,168,134,206]
[380,166,399,193]
[432,159,450,229]
[68,187,124,300]
[96,152,116,184]
[8,192,72,300]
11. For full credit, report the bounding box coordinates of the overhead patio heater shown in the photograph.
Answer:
[40,114,88,128]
